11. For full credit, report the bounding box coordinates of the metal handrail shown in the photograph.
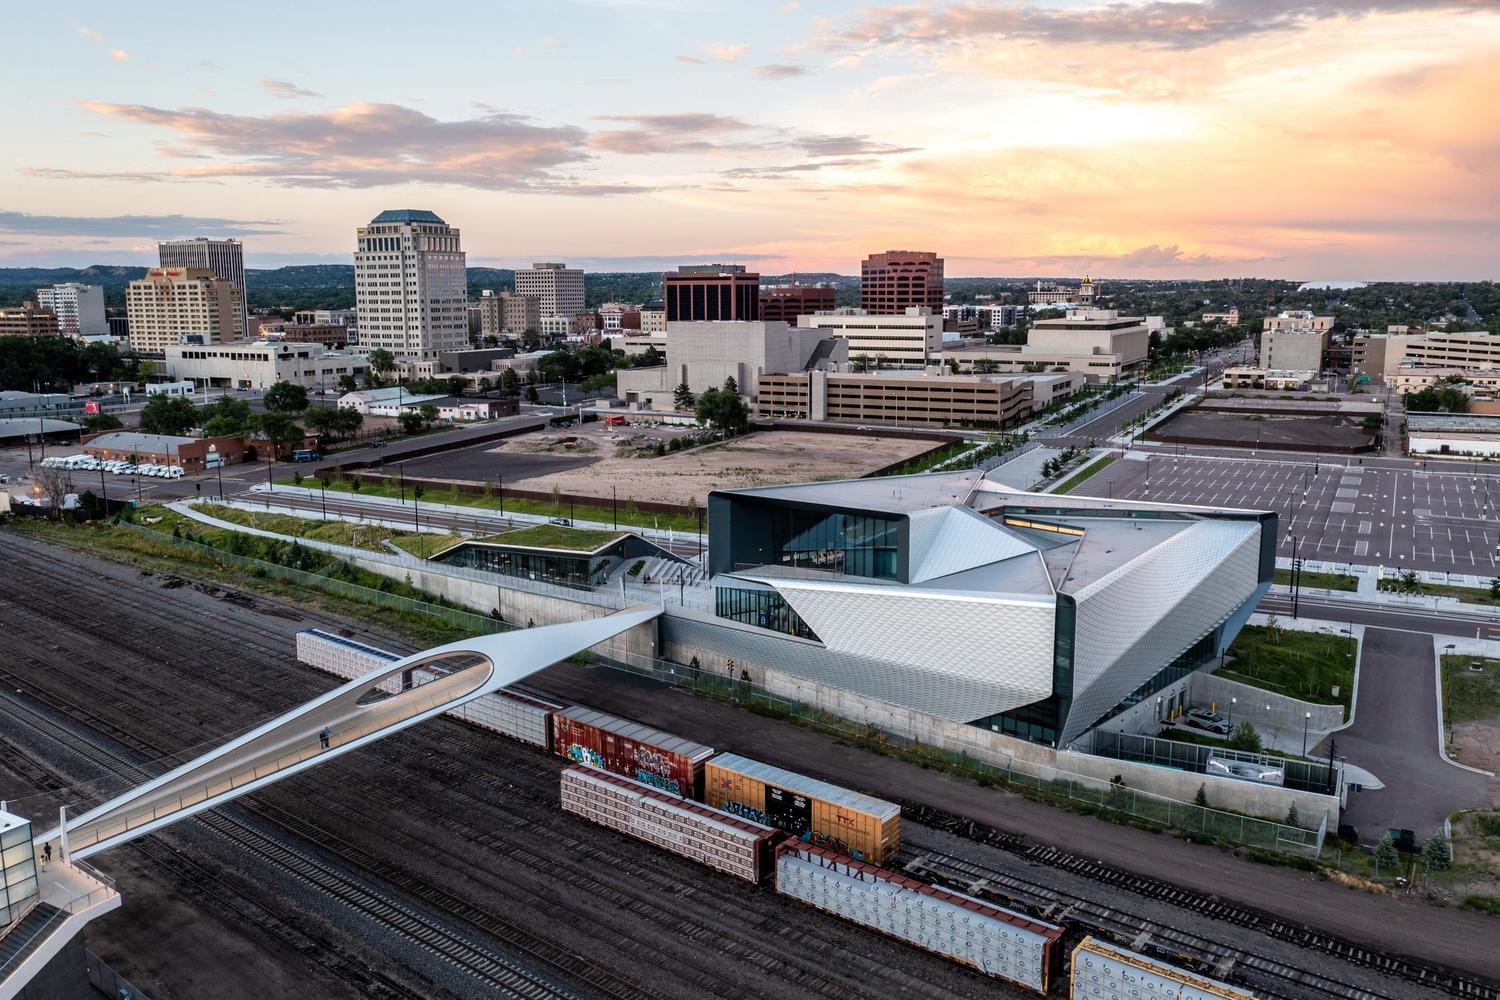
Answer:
[62,684,469,852]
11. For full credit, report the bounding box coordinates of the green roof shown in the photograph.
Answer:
[473,524,627,554]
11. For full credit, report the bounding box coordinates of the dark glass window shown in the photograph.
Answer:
[715,586,820,640]
[771,507,899,580]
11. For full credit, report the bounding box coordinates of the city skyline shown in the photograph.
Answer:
[0,1,1496,279]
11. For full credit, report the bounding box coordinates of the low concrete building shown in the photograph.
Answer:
[1406,413,1500,458]
[82,431,248,470]
[1388,366,1500,395]
[941,342,1131,382]
[1027,309,1149,372]
[797,308,943,369]
[166,341,370,390]
[615,320,845,404]
[1222,367,1316,390]
[337,387,446,416]
[756,369,1079,429]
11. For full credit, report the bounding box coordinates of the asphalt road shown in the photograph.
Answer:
[1333,628,1489,839]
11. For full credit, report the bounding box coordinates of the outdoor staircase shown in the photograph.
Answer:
[0,901,63,980]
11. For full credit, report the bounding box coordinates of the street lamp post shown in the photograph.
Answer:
[1287,532,1302,619]
[216,461,224,501]
[1229,697,1236,726]
[1302,711,1311,756]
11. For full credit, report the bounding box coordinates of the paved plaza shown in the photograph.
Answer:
[1075,452,1500,574]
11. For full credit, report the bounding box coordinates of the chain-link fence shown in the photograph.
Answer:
[117,521,511,637]
[590,646,1325,858]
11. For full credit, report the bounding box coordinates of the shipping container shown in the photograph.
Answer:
[776,842,1063,994]
[297,630,558,749]
[552,707,714,799]
[296,629,403,693]
[1070,936,1259,999]
[560,766,781,882]
[704,753,901,864]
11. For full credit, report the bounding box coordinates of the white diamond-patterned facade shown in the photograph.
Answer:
[708,470,1274,747]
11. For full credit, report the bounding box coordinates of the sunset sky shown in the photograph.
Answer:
[1,0,1496,279]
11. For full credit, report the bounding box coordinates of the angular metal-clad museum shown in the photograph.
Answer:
[707,471,1275,747]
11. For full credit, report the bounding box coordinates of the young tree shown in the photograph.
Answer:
[136,359,157,384]
[336,374,358,395]
[499,368,521,398]
[398,410,425,434]
[1421,831,1451,871]
[262,380,310,413]
[1226,722,1263,753]
[349,475,362,494]
[1193,783,1209,808]
[138,394,198,436]
[673,382,695,410]
[1489,576,1500,600]
[418,402,440,427]
[253,412,304,457]
[722,375,739,396]
[446,375,468,397]
[367,348,397,378]
[525,384,540,404]
[851,353,872,373]
[1284,802,1300,827]
[81,411,123,433]
[1374,834,1400,871]
[199,395,254,438]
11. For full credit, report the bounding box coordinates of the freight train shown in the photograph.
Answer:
[296,629,1260,998]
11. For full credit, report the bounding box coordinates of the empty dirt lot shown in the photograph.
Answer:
[404,426,937,506]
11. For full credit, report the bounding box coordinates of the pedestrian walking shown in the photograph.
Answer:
[319,726,332,749]
[40,842,51,864]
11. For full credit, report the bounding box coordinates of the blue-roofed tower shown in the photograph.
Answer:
[354,209,468,359]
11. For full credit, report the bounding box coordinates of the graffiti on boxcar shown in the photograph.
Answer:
[723,800,771,826]
[632,745,673,776]
[634,769,682,796]
[566,744,605,770]
[807,829,861,860]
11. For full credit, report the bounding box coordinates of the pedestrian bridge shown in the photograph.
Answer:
[38,606,661,860]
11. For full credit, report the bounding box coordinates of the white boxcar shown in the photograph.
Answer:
[560,766,779,882]
[295,629,557,748]
[776,842,1063,994]
[1071,936,1259,999]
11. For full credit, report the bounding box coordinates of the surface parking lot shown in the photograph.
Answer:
[1075,453,1500,574]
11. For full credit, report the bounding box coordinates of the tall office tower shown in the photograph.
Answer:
[759,284,835,325]
[663,264,760,322]
[860,250,944,315]
[158,237,249,337]
[124,268,244,355]
[353,209,469,359]
[35,283,107,337]
[515,262,585,320]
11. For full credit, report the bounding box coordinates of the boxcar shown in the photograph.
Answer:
[560,766,781,882]
[776,842,1063,994]
[704,752,901,863]
[1070,936,1259,999]
[552,706,714,799]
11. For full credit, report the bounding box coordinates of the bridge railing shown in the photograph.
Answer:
[62,680,480,855]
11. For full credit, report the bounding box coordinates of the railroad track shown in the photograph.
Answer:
[902,801,1500,1000]
[0,685,609,1000]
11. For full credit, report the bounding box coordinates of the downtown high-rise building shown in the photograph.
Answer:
[158,237,249,338]
[860,250,944,315]
[353,209,468,358]
[124,268,244,355]
[663,264,760,323]
[35,282,107,337]
[515,262,585,320]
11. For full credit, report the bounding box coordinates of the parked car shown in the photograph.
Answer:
[1206,757,1283,785]
[549,517,572,526]
[1185,709,1232,735]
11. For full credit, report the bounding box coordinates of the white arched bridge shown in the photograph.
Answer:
[39,606,661,860]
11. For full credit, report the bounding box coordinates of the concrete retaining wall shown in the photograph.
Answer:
[660,630,1336,828]
[1192,672,1345,734]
